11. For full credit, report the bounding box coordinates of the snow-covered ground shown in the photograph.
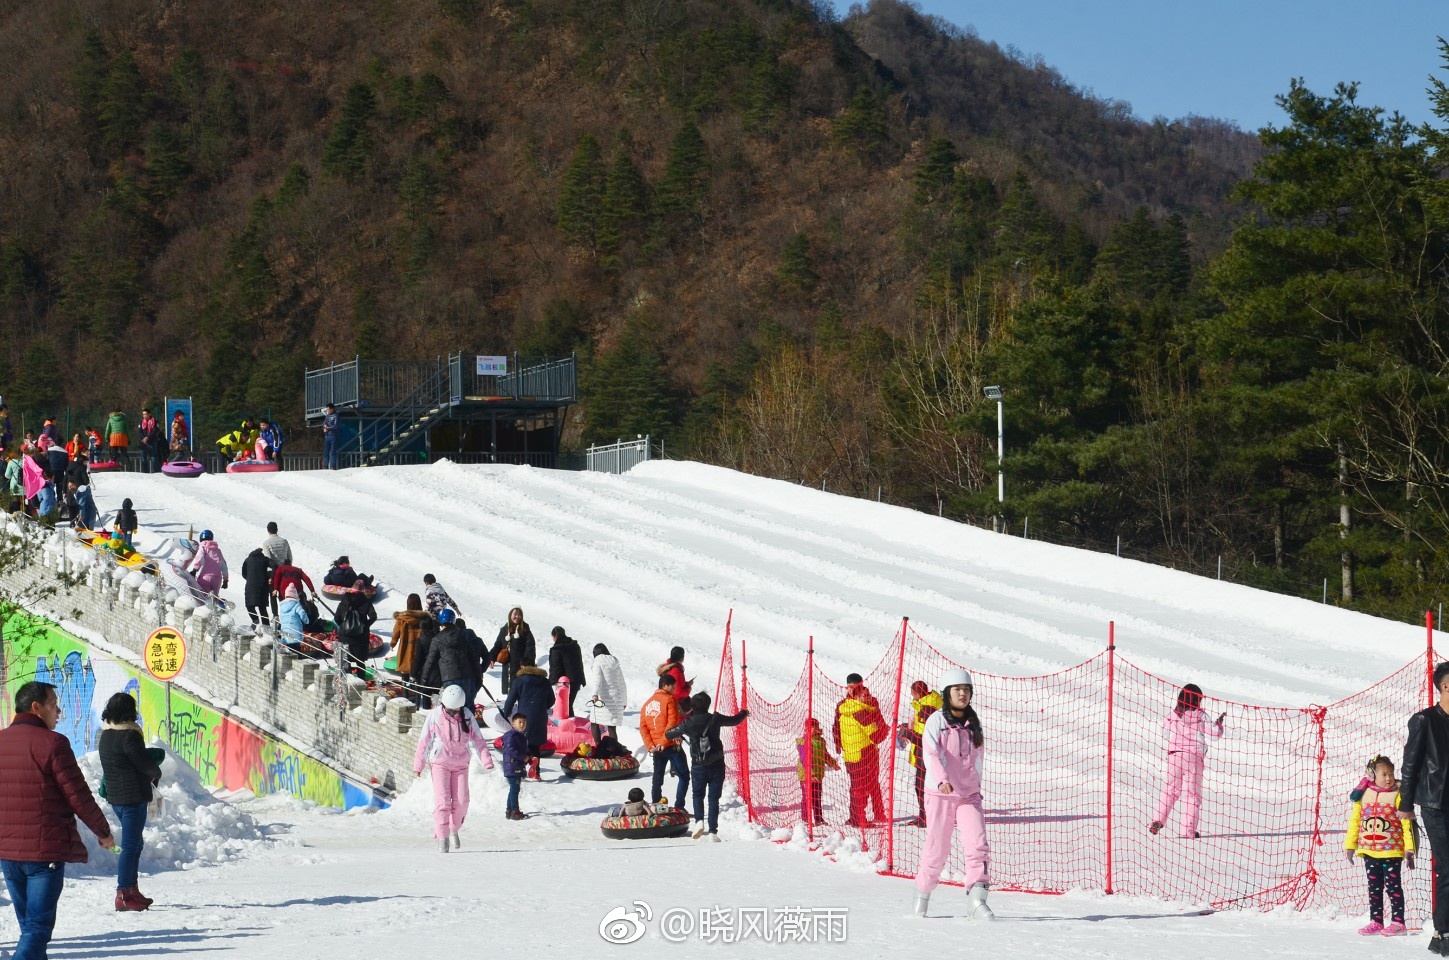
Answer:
[1,460,1436,958]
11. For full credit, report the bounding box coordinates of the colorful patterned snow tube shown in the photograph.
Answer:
[599,803,692,840]
[161,461,205,478]
[560,753,639,781]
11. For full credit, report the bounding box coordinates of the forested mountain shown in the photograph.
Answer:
[2,0,1446,621]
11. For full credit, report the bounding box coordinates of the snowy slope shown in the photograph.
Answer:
[6,460,1432,960]
[95,459,1428,706]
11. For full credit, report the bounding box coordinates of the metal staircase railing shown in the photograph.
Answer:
[361,359,450,466]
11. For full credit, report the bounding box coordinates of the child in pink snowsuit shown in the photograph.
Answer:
[913,668,993,920]
[414,684,495,852]
[1151,683,1225,838]
[186,531,228,598]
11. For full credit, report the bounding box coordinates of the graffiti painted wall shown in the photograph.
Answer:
[3,614,376,809]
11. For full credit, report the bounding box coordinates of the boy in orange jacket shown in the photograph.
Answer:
[640,675,689,809]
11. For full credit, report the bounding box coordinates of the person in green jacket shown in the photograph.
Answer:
[104,409,129,467]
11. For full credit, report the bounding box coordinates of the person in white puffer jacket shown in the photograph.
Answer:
[586,643,628,744]
[913,668,993,921]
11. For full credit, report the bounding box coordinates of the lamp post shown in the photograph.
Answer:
[984,385,1003,532]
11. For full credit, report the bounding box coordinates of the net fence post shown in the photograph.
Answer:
[806,636,815,843]
[885,616,909,873]
[1105,620,1116,895]
[740,632,753,820]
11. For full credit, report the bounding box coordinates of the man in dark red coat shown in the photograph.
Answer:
[0,682,115,959]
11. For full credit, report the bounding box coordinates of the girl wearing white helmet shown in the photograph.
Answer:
[913,667,993,920]
[413,683,495,853]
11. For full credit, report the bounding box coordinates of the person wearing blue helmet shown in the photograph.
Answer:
[186,530,228,599]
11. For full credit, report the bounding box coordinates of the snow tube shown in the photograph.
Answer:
[162,461,205,478]
[88,460,122,472]
[560,753,639,781]
[305,625,389,660]
[600,804,692,840]
[77,530,148,568]
[320,582,378,599]
[225,459,279,474]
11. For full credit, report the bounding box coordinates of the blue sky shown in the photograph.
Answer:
[871,1,1445,131]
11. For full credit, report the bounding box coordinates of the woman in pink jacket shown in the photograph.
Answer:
[186,530,228,598]
[414,684,495,853]
[1151,683,1225,839]
[913,668,993,920]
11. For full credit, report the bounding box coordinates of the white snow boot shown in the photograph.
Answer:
[440,837,450,854]
[967,883,994,920]
[451,831,461,850]
[912,893,930,918]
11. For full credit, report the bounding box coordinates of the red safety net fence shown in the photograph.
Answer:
[716,612,1438,916]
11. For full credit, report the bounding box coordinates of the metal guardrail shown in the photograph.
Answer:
[586,436,652,474]
[448,353,578,403]
[304,358,361,418]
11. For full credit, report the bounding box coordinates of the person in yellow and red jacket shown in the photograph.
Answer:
[640,675,688,810]
[1346,754,1416,936]
[898,680,941,828]
[833,673,888,827]
[796,718,839,825]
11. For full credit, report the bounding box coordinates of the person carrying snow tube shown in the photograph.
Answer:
[1150,683,1224,840]
[415,684,495,853]
[186,530,228,599]
[913,668,993,920]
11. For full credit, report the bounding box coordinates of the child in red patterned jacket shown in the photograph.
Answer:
[1346,755,1416,936]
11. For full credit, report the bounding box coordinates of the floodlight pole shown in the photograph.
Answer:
[985,385,1004,532]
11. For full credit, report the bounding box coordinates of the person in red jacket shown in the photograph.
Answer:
[657,646,692,709]
[271,562,315,607]
[0,682,116,960]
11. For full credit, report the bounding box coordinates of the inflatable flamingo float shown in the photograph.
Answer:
[550,678,592,753]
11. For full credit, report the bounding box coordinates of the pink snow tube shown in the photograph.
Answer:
[161,461,205,478]
[551,678,592,753]
[225,460,279,474]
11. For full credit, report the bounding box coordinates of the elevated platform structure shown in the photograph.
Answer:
[303,353,578,467]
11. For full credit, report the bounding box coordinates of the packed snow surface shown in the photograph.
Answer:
[0,460,1432,958]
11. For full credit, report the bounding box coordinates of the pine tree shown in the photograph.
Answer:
[777,232,817,293]
[599,134,650,261]
[322,83,377,181]
[585,324,675,444]
[145,125,190,199]
[72,30,110,135]
[99,50,146,153]
[654,122,709,221]
[399,155,442,223]
[833,87,891,159]
[9,341,65,414]
[913,136,960,204]
[276,163,311,208]
[555,134,606,249]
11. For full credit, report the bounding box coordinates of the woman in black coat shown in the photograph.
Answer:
[501,655,553,779]
[546,626,586,716]
[99,692,162,910]
[334,591,378,677]
[490,606,535,695]
[240,547,273,631]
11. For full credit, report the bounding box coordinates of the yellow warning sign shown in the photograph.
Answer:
[143,627,187,682]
